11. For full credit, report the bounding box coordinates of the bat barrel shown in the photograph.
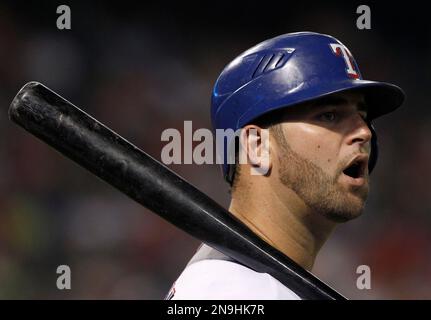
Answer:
[9,81,345,300]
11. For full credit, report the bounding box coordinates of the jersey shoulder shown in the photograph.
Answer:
[168,259,301,300]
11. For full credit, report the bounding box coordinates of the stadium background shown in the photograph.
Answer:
[0,1,429,299]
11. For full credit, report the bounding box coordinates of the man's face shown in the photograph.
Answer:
[273,91,372,222]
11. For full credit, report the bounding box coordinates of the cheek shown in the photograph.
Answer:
[284,123,340,172]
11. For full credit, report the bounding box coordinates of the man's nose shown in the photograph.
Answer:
[347,114,372,147]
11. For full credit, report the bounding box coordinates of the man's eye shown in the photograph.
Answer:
[319,112,337,122]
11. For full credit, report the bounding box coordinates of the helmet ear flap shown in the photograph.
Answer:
[368,121,378,174]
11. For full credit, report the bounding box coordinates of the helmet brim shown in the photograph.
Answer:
[339,80,405,120]
[236,79,405,129]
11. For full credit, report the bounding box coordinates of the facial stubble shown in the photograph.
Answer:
[276,131,369,223]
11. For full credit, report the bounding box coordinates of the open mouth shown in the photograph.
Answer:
[342,155,368,182]
[343,162,364,179]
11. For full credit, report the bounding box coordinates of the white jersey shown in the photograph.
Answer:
[166,244,301,300]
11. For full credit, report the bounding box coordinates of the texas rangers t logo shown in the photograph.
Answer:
[330,43,360,79]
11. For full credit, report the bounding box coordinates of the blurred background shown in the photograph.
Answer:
[0,0,429,299]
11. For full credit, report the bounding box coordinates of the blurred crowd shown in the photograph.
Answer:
[0,1,430,299]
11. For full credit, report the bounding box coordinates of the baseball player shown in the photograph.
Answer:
[166,32,405,299]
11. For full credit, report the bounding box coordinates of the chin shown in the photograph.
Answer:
[323,194,367,223]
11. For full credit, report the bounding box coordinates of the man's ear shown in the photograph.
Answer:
[239,124,272,177]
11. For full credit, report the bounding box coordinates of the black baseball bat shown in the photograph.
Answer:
[8,81,346,300]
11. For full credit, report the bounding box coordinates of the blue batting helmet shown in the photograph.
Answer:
[210,32,405,184]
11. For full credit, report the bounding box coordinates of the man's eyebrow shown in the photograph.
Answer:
[357,101,368,113]
[310,96,368,113]
[311,96,348,108]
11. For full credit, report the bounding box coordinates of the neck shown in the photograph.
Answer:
[229,180,336,271]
